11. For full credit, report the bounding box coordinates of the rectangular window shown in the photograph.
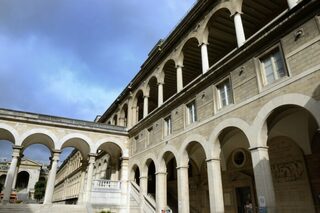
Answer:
[164,115,172,136]
[217,78,233,108]
[260,48,287,86]
[186,101,197,124]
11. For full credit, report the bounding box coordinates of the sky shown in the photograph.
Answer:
[0,0,195,164]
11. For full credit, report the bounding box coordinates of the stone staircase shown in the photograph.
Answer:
[0,204,88,213]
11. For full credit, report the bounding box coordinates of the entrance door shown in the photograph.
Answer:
[236,186,253,213]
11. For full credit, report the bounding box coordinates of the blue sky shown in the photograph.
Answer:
[0,0,195,164]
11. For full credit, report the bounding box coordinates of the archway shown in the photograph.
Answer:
[219,127,257,213]
[185,141,209,212]
[120,104,128,127]
[134,90,144,122]
[265,105,319,212]
[163,60,177,102]
[0,174,7,186]
[148,76,158,113]
[181,38,202,87]
[131,164,140,186]
[206,8,237,67]
[146,159,156,199]
[162,151,178,212]
[242,0,287,39]
[15,171,29,190]
[95,142,123,182]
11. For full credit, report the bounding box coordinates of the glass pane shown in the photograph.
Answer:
[273,51,286,78]
[263,58,275,84]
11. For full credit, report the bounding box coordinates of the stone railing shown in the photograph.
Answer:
[92,179,121,191]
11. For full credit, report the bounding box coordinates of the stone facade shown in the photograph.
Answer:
[1,0,320,213]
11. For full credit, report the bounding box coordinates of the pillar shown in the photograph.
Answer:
[207,158,224,213]
[120,157,129,211]
[177,166,190,213]
[287,0,298,9]
[250,146,276,213]
[234,12,246,47]
[176,65,183,92]
[2,146,22,204]
[200,43,209,73]
[158,82,164,106]
[11,163,20,190]
[156,172,167,212]
[139,176,148,212]
[143,95,149,118]
[84,154,95,203]
[77,159,88,204]
[43,151,60,204]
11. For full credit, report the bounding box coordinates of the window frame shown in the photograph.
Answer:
[215,76,234,110]
[163,114,172,137]
[186,100,197,125]
[255,44,289,90]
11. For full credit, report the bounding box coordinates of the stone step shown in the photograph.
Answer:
[0,204,87,213]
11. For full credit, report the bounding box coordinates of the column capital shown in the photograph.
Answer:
[157,81,164,86]
[176,165,188,170]
[206,158,220,163]
[249,146,269,152]
[199,41,209,47]
[231,11,243,17]
[155,171,167,175]
[88,154,96,163]
[139,175,148,180]
[176,64,184,69]
[144,95,149,99]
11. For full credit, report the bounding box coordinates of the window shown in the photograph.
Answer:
[260,48,287,86]
[217,78,233,109]
[164,115,172,136]
[186,101,197,124]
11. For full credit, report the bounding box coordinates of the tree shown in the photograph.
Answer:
[34,180,46,202]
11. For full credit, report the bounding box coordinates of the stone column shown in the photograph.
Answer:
[139,176,148,212]
[156,172,167,212]
[200,42,210,73]
[176,64,183,92]
[143,95,149,118]
[207,158,224,213]
[158,82,164,106]
[131,106,137,126]
[177,166,189,213]
[287,0,298,9]
[43,151,60,204]
[11,163,20,190]
[120,157,129,211]
[234,12,246,47]
[84,154,95,203]
[2,146,22,204]
[250,146,276,213]
[77,159,88,204]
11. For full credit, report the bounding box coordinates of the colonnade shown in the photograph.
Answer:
[113,0,300,127]
[1,147,129,205]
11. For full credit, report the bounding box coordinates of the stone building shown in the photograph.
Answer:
[0,0,320,212]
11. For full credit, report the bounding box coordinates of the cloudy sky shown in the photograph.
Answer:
[0,0,195,163]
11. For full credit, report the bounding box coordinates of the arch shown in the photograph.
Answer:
[119,103,129,127]
[147,76,159,113]
[208,118,251,159]
[180,37,202,87]
[141,152,158,177]
[241,0,288,39]
[179,134,209,167]
[133,90,144,122]
[158,145,179,172]
[19,128,57,150]
[93,137,128,157]
[251,94,320,147]
[130,164,141,185]
[205,8,237,67]
[15,171,30,190]
[162,59,177,102]
[112,114,118,126]
[0,124,18,144]
[57,133,92,158]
